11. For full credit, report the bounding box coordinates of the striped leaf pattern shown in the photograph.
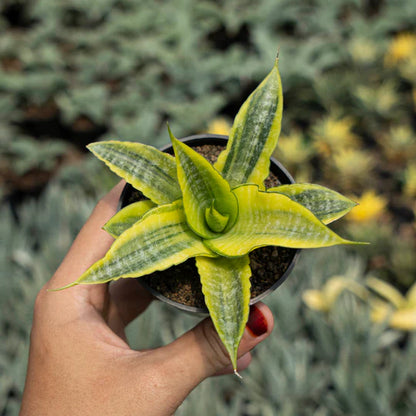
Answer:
[214,59,283,188]
[88,141,181,204]
[170,130,238,239]
[268,184,357,224]
[58,201,215,288]
[205,185,359,257]
[103,200,156,238]
[196,255,251,373]
[65,59,365,372]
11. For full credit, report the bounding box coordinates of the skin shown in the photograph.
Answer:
[20,181,274,416]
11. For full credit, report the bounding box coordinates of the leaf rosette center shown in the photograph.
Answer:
[205,201,230,233]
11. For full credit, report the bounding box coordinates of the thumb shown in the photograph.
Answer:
[148,302,273,396]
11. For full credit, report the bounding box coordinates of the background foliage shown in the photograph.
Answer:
[1,0,415,414]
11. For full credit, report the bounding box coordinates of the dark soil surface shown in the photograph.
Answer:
[122,143,297,309]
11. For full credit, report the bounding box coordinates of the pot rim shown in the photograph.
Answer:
[119,134,301,315]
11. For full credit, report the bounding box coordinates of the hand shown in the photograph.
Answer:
[20,182,274,416]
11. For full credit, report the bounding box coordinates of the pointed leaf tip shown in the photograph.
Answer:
[268,184,358,224]
[64,201,215,287]
[215,60,283,187]
[197,256,251,373]
[205,185,364,257]
[234,369,243,379]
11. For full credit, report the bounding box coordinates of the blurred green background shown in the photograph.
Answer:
[1,0,415,414]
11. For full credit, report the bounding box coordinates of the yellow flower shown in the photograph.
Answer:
[312,115,358,157]
[367,277,416,331]
[206,117,231,136]
[303,276,368,313]
[346,190,387,223]
[385,32,416,66]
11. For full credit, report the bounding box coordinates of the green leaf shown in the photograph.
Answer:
[57,201,215,288]
[205,202,230,233]
[196,255,251,373]
[103,200,156,238]
[268,184,357,224]
[169,128,238,239]
[88,141,181,204]
[215,59,283,188]
[205,185,361,257]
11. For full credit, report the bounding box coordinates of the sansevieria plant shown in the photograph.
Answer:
[59,58,362,374]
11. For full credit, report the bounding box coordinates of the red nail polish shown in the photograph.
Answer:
[246,304,268,337]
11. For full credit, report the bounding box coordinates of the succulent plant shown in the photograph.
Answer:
[59,59,362,373]
[367,277,416,331]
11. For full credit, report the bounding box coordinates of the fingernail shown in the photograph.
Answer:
[246,304,268,337]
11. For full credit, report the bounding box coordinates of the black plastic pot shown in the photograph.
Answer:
[119,134,301,315]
